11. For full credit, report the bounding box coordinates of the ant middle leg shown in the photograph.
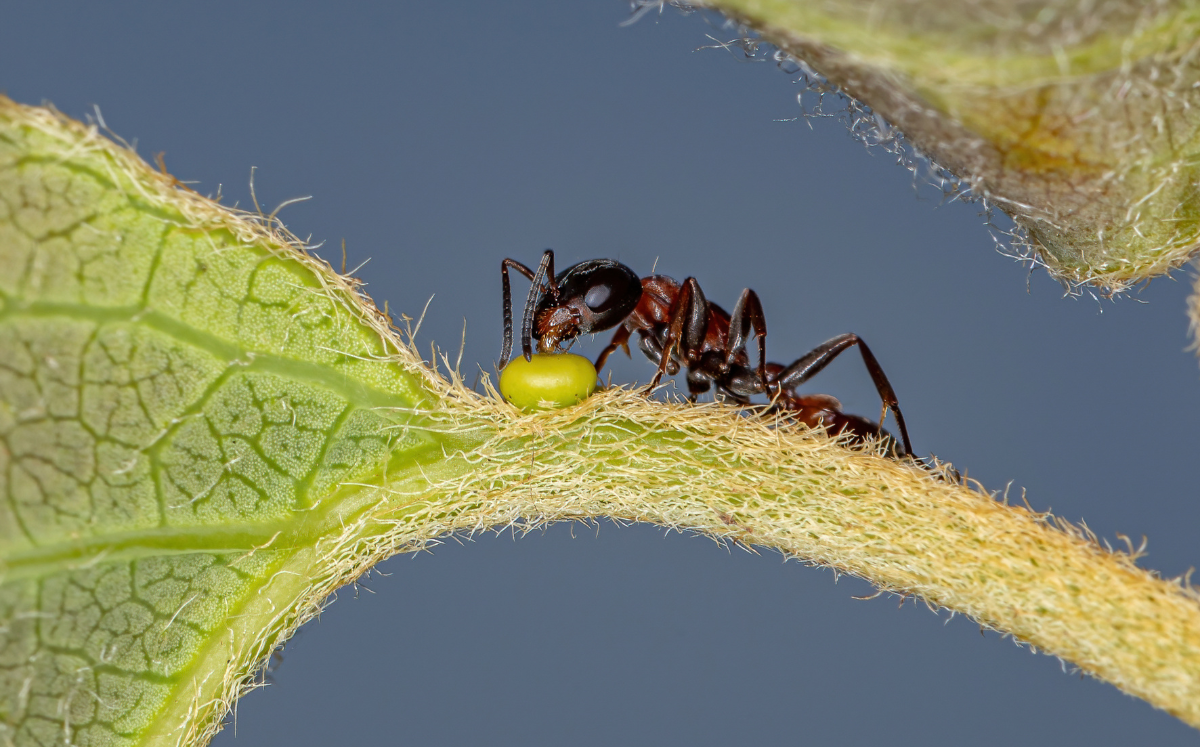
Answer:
[774,333,913,456]
[726,288,768,390]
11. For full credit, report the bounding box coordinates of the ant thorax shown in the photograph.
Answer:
[534,304,582,353]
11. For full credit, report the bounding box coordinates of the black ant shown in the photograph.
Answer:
[499,249,913,457]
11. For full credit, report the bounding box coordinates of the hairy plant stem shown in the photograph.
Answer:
[388,383,1200,729]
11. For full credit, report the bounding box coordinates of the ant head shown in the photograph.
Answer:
[533,259,642,352]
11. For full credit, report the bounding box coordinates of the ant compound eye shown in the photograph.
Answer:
[583,284,611,311]
[556,260,642,332]
[500,352,598,411]
[580,266,638,314]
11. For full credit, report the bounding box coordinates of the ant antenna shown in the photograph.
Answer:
[520,250,555,361]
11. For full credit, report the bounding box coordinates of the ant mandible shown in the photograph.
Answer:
[499,249,913,457]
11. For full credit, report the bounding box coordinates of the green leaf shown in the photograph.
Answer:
[699,0,1200,292]
[0,98,461,746]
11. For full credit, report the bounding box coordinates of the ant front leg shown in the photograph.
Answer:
[649,277,708,390]
[775,333,913,456]
[726,288,768,392]
[594,325,632,373]
[500,257,537,368]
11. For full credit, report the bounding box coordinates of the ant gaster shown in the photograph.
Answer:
[500,250,913,456]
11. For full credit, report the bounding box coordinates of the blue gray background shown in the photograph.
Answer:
[4,3,1199,744]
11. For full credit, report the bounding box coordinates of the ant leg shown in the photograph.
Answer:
[776,333,913,456]
[726,288,768,392]
[595,325,632,373]
[637,332,679,375]
[680,278,709,353]
[500,258,537,368]
[685,368,712,401]
[650,278,707,389]
[519,250,556,362]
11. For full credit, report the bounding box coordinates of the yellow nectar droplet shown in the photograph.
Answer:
[500,353,598,411]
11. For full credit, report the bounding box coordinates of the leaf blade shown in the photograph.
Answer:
[0,97,446,747]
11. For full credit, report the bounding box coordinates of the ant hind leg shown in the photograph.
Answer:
[775,333,913,456]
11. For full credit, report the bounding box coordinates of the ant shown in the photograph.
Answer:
[499,249,913,457]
